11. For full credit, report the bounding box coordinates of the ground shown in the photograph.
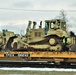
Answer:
[0,70,76,75]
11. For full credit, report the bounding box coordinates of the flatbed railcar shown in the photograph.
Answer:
[0,19,76,67]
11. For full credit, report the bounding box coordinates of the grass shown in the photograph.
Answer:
[0,70,76,75]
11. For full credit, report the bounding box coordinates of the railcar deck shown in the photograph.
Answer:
[0,51,76,63]
[0,51,76,67]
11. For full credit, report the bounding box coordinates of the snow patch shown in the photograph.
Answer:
[0,67,76,72]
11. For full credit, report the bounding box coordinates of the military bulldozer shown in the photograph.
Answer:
[0,19,75,52]
[25,19,75,51]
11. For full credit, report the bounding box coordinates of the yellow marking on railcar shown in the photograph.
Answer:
[0,52,76,59]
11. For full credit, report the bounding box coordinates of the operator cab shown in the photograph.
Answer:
[45,19,66,34]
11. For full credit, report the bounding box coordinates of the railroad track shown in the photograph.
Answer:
[0,61,76,69]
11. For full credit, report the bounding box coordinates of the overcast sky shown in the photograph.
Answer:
[0,0,76,34]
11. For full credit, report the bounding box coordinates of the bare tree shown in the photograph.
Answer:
[57,10,67,21]
[56,10,70,28]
